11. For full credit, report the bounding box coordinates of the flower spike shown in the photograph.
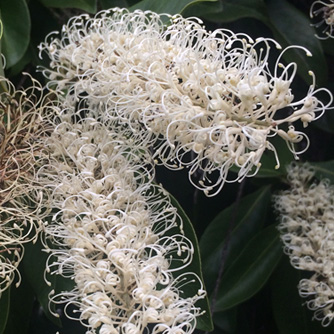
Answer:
[39,8,332,195]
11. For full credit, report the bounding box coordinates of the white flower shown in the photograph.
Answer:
[310,0,334,39]
[0,75,51,296]
[39,110,205,334]
[274,163,334,326]
[39,8,332,196]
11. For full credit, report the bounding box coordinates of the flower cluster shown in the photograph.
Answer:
[274,163,334,326]
[0,75,50,296]
[38,109,205,334]
[310,0,334,39]
[39,8,332,195]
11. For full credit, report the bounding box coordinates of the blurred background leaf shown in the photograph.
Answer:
[0,289,10,334]
[311,160,334,182]
[271,256,334,334]
[200,186,271,293]
[266,0,327,86]
[22,237,75,326]
[130,0,217,15]
[214,224,282,312]
[2,270,34,334]
[188,0,268,23]
[0,0,31,68]
[38,0,97,13]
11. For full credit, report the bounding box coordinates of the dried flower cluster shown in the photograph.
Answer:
[39,8,332,196]
[38,108,205,334]
[274,163,334,326]
[0,75,49,296]
[310,0,334,39]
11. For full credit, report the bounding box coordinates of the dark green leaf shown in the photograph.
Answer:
[169,193,214,331]
[0,0,31,68]
[198,0,268,24]
[215,224,282,312]
[182,1,223,18]
[0,20,4,79]
[3,271,35,334]
[271,256,312,334]
[200,186,271,292]
[22,237,74,326]
[99,0,129,10]
[6,47,32,78]
[266,0,327,85]
[313,109,334,134]
[38,0,97,13]
[271,256,334,334]
[0,289,10,334]
[311,160,334,183]
[130,0,217,16]
[213,307,237,333]
[321,39,334,57]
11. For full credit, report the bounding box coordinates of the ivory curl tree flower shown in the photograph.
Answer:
[0,75,50,297]
[39,8,332,196]
[310,0,334,39]
[274,163,334,326]
[37,107,205,334]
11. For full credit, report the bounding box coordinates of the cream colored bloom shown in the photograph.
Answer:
[274,163,334,326]
[39,8,332,196]
[39,109,205,334]
[310,0,334,39]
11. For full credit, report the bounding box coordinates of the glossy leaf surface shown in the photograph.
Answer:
[130,0,217,15]
[0,0,30,68]
[214,225,282,312]
[38,0,97,13]
[266,0,327,85]
[200,187,271,292]
[0,289,10,334]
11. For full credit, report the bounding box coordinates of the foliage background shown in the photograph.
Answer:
[0,0,334,333]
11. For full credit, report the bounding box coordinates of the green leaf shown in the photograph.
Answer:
[22,238,60,326]
[99,0,129,10]
[22,237,74,326]
[271,256,334,334]
[169,192,214,331]
[6,46,32,78]
[182,1,223,18]
[321,38,334,57]
[0,20,4,79]
[0,289,10,334]
[38,0,97,13]
[266,0,327,85]
[271,256,312,334]
[0,0,31,68]
[200,186,271,292]
[198,0,268,24]
[213,307,237,333]
[313,108,334,134]
[3,271,35,334]
[130,0,217,16]
[215,224,282,312]
[311,160,334,183]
